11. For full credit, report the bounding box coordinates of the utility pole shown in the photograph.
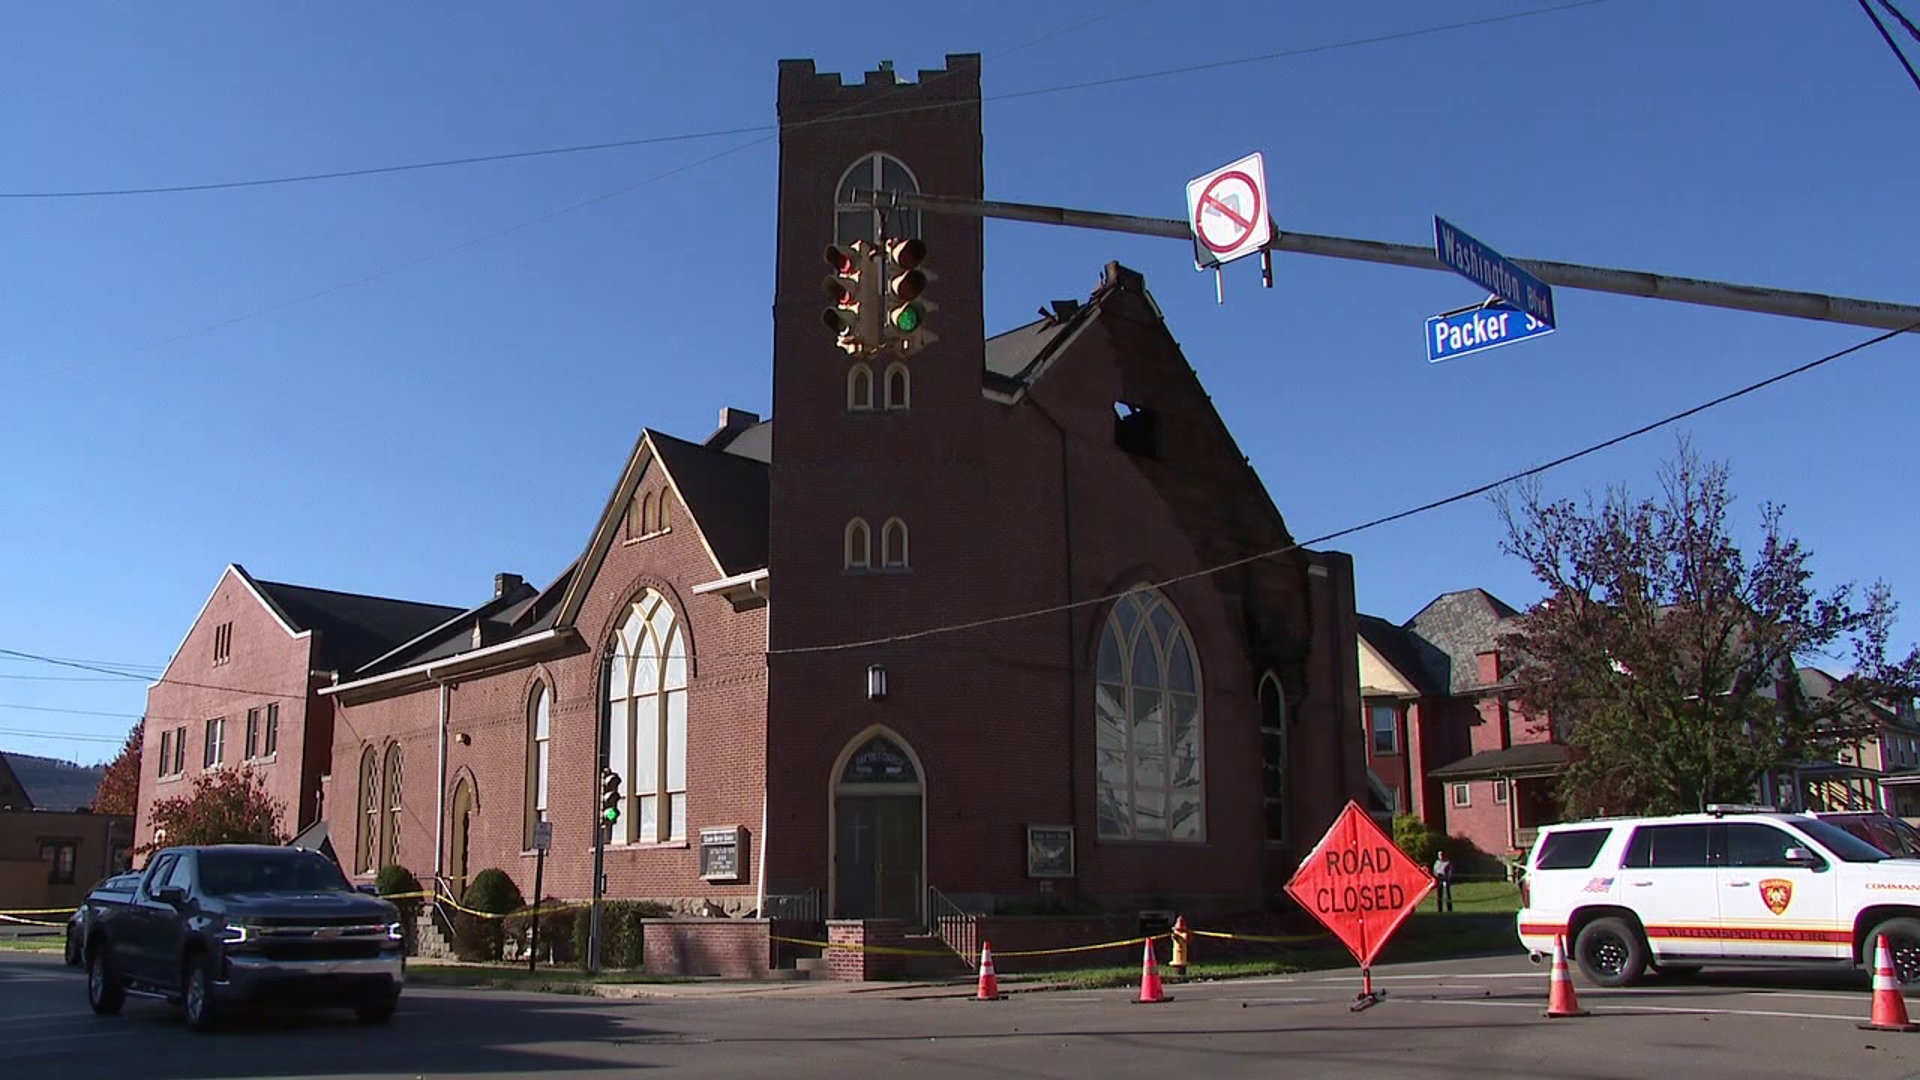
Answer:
[588,646,613,975]
[854,189,1920,333]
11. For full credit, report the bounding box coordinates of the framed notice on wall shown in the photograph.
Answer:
[1026,825,1075,879]
[700,826,745,882]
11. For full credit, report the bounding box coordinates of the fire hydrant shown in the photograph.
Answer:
[1169,915,1190,977]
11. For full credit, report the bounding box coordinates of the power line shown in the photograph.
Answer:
[1879,0,1920,43]
[1861,0,1920,95]
[767,320,1920,656]
[0,727,124,745]
[0,648,307,699]
[0,652,160,672]
[0,0,1607,202]
[0,702,144,721]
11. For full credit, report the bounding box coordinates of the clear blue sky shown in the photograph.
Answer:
[5,1,1917,766]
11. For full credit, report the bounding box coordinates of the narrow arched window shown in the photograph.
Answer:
[836,153,920,248]
[605,591,689,844]
[881,518,909,569]
[845,518,872,570]
[1258,673,1286,843]
[381,743,404,869]
[356,747,379,874]
[883,363,910,410]
[1095,587,1204,841]
[526,683,551,849]
[658,492,671,531]
[641,491,657,536]
[847,364,874,411]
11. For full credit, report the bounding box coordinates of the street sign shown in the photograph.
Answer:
[533,820,553,853]
[1186,152,1271,269]
[1284,801,1433,970]
[1433,216,1556,329]
[1427,299,1556,364]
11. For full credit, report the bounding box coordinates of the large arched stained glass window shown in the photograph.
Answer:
[606,590,689,844]
[1095,587,1203,841]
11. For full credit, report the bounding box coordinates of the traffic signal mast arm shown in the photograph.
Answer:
[852,188,1920,333]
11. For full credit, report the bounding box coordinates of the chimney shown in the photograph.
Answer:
[706,407,762,449]
[494,573,523,598]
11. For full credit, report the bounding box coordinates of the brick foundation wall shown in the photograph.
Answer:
[640,918,774,978]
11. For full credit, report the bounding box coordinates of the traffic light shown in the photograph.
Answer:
[821,240,881,356]
[883,237,937,353]
[600,770,622,825]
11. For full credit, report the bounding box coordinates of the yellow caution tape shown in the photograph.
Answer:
[0,906,77,917]
[1189,928,1329,946]
[993,933,1169,958]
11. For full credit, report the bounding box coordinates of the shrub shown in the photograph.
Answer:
[452,869,524,962]
[504,897,579,964]
[569,899,672,969]
[374,865,423,954]
[1393,814,1441,866]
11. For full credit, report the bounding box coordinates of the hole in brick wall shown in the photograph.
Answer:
[1113,400,1159,459]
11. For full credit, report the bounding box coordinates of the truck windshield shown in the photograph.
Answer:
[198,850,353,896]
[1792,818,1892,863]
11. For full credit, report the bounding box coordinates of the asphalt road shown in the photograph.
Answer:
[6,950,1920,1079]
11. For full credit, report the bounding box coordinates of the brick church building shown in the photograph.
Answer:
[140,54,1367,931]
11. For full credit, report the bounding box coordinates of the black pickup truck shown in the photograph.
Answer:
[80,843,405,1031]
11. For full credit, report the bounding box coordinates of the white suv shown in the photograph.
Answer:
[1516,807,1920,987]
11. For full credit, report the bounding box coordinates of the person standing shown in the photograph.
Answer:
[1432,850,1454,912]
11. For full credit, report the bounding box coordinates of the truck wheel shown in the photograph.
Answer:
[1574,916,1648,988]
[1861,917,1920,986]
[182,960,219,1032]
[87,950,125,1016]
[354,1001,397,1025]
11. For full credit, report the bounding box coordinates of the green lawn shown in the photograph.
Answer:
[0,935,66,954]
[1415,880,1522,914]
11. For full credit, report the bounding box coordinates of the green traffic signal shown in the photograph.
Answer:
[603,807,620,823]
[893,304,922,332]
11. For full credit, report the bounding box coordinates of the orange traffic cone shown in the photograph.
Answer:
[1859,935,1919,1032]
[1133,939,1170,1004]
[973,941,1005,1001]
[1542,934,1588,1018]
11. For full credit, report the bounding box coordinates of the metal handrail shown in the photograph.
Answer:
[928,886,980,970]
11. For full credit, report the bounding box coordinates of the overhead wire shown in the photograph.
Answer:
[0,0,1608,202]
[1861,0,1920,95]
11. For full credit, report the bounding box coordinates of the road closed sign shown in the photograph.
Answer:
[1284,801,1434,968]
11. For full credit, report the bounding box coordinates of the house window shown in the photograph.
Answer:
[880,518,909,570]
[606,590,689,844]
[212,621,233,666]
[1095,586,1204,841]
[245,708,261,760]
[203,717,225,769]
[1451,783,1471,808]
[40,841,76,885]
[1258,673,1287,843]
[264,703,279,756]
[835,153,920,248]
[844,518,872,570]
[1494,778,1510,804]
[526,683,552,849]
[356,747,379,874]
[172,726,185,775]
[847,364,874,410]
[1370,703,1398,755]
[883,362,910,410]
[158,729,174,778]
[381,744,403,869]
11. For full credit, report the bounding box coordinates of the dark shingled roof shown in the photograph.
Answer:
[1357,614,1447,697]
[252,580,464,674]
[1426,742,1570,779]
[1405,588,1522,695]
[649,429,770,577]
[0,752,104,812]
[984,298,1102,389]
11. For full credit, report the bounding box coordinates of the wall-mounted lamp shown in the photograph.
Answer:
[867,664,887,700]
[456,733,472,746]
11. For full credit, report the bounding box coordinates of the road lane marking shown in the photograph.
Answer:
[1311,972,1538,982]
[1413,997,1858,1022]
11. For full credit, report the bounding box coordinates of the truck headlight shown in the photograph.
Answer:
[386,922,405,943]
[218,923,253,945]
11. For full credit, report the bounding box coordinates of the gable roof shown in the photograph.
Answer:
[1406,588,1523,694]
[251,578,465,674]
[1357,614,1446,697]
[0,752,103,812]
[648,430,770,576]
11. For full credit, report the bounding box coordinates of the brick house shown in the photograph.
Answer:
[0,752,132,914]
[312,53,1367,932]
[134,564,461,856]
[1358,588,1567,860]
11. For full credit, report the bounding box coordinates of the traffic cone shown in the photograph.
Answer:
[1859,935,1919,1032]
[1542,934,1588,1018]
[973,941,1005,1001]
[1133,939,1170,1004]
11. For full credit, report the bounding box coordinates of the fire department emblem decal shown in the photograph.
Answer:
[1759,878,1793,915]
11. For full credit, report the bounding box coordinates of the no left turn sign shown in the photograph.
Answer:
[1186,151,1271,269]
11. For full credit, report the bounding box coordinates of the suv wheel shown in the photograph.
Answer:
[182,960,219,1032]
[1574,916,1648,988]
[1861,917,1920,986]
[87,950,125,1016]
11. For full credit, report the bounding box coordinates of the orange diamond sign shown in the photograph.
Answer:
[1285,801,1435,968]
